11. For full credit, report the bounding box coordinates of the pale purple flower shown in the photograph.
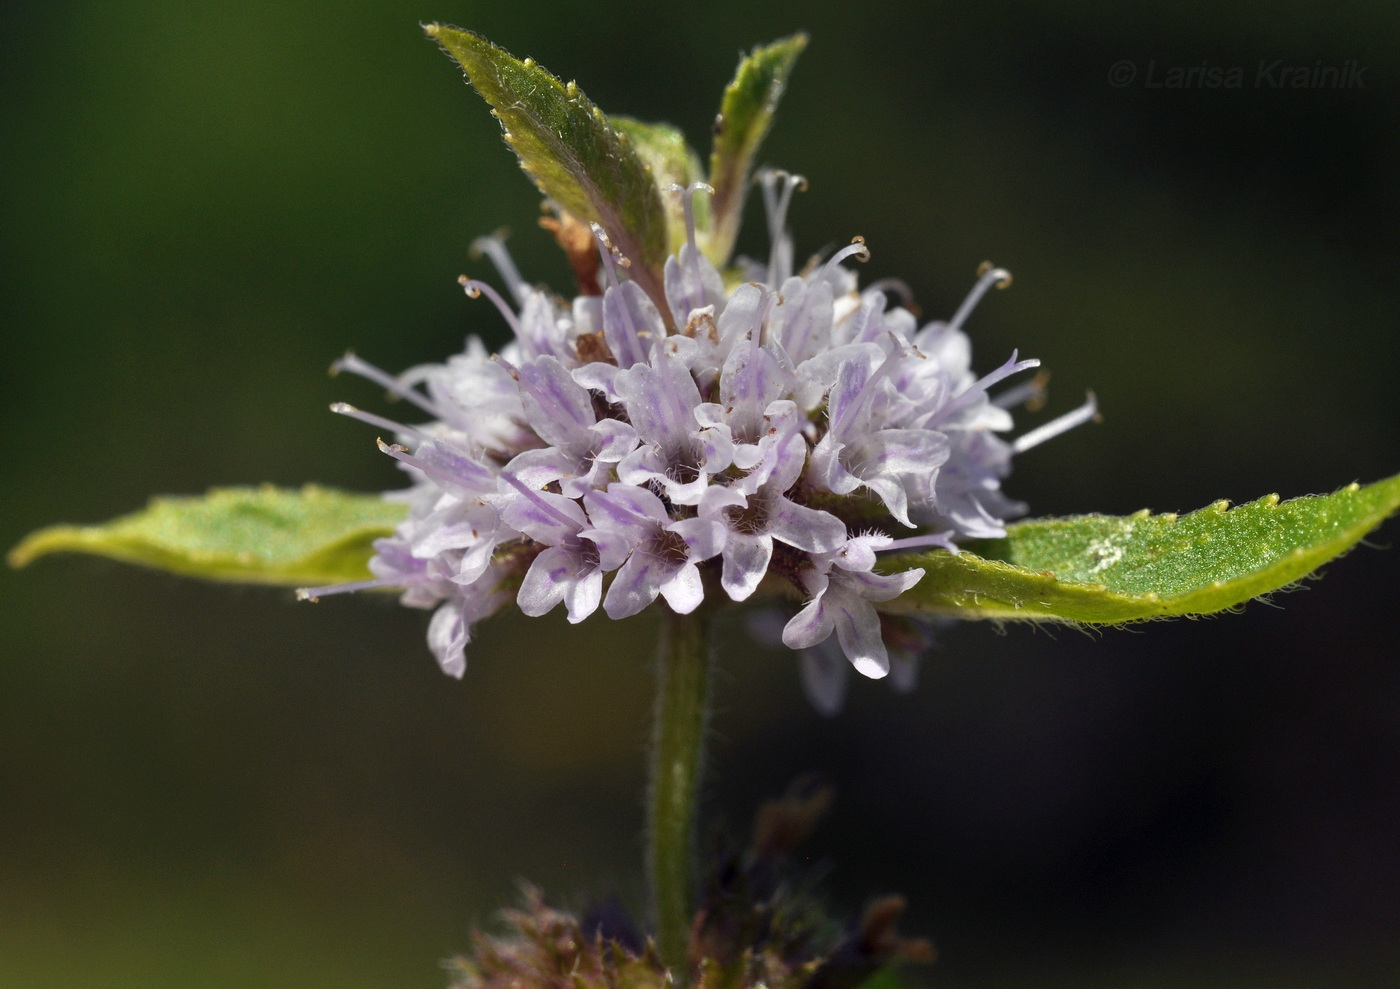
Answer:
[781,535,926,680]
[584,483,725,618]
[305,175,1097,698]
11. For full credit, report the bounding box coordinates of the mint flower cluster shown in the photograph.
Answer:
[305,175,1096,696]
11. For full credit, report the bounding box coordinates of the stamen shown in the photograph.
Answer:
[821,236,871,283]
[592,487,662,530]
[296,576,404,601]
[741,286,779,403]
[925,351,1040,428]
[489,352,518,377]
[498,470,584,532]
[589,222,630,293]
[469,231,531,308]
[329,402,433,442]
[374,437,475,492]
[665,182,715,255]
[759,170,808,241]
[993,370,1050,410]
[458,277,522,337]
[881,531,958,553]
[758,169,807,283]
[947,263,1012,333]
[1012,392,1099,454]
[375,434,501,493]
[866,278,920,315]
[732,283,778,353]
[330,352,441,416]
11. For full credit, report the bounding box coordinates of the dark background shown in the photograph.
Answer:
[4,1,1399,986]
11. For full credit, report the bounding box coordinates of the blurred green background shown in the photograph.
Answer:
[4,1,1400,986]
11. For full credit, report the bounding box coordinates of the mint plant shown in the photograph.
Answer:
[11,25,1400,988]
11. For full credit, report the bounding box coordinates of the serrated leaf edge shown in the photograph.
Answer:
[9,484,404,587]
[881,478,1400,624]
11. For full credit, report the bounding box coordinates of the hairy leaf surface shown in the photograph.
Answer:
[707,33,807,265]
[612,117,708,255]
[884,475,1400,622]
[10,486,405,587]
[426,25,669,307]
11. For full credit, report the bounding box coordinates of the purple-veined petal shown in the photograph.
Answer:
[603,551,666,619]
[578,526,631,573]
[589,418,639,463]
[516,355,597,451]
[603,280,664,369]
[497,480,586,546]
[503,447,575,490]
[615,346,703,451]
[854,428,950,476]
[808,434,860,496]
[516,545,574,617]
[720,532,773,601]
[571,360,623,402]
[584,483,667,532]
[664,243,727,325]
[768,498,848,554]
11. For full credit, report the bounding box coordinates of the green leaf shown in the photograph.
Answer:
[612,116,708,255]
[883,475,1400,623]
[706,33,808,266]
[426,25,669,308]
[8,485,405,588]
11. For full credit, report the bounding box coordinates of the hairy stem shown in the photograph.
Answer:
[648,608,712,978]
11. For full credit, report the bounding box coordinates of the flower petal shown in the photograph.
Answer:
[782,575,833,650]
[603,551,664,619]
[427,600,468,678]
[515,355,596,451]
[829,589,890,679]
[516,545,573,617]
[603,280,665,369]
[720,532,773,601]
[768,498,847,554]
[564,568,603,624]
[659,561,705,614]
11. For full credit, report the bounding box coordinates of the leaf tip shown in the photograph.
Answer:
[421,21,467,49]
[7,533,41,570]
[7,525,83,570]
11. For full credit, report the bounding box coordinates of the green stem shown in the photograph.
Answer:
[648,607,712,977]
